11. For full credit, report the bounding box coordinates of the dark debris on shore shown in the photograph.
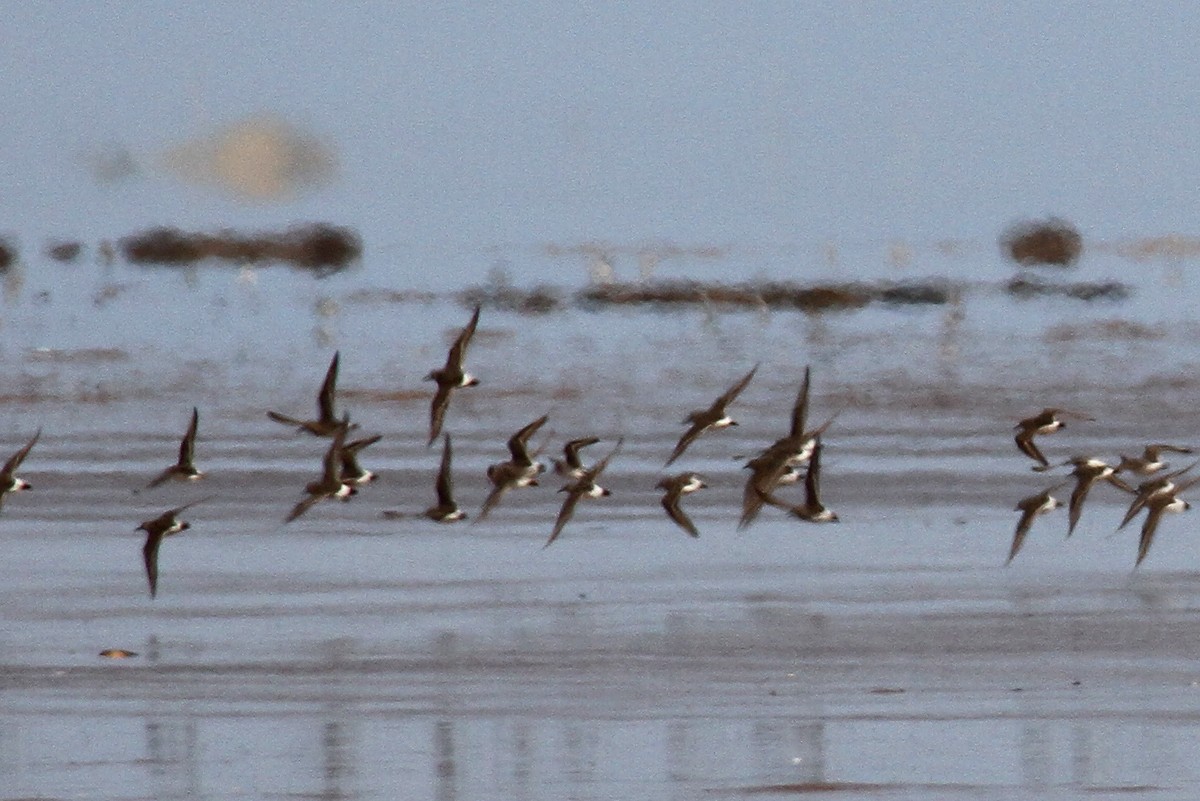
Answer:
[120,223,361,274]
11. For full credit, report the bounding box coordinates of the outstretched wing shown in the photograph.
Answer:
[3,428,40,474]
[427,383,453,447]
[665,423,705,467]
[179,407,199,468]
[661,492,699,538]
[544,491,583,548]
[435,434,456,506]
[445,305,481,370]
[317,352,340,423]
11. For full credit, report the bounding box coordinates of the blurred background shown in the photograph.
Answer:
[5,3,1199,276]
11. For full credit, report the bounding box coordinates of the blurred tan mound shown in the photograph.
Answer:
[1001,217,1082,267]
[159,114,335,201]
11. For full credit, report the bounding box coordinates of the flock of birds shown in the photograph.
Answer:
[1009,409,1198,568]
[0,305,1183,599]
[0,306,844,600]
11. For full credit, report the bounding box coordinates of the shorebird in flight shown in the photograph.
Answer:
[1134,477,1200,567]
[761,437,839,524]
[426,305,481,446]
[1038,455,1132,537]
[739,366,837,530]
[1115,443,1194,477]
[0,428,40,512]
[1117,459,1200,532]
[477,414,548,521]
[146,407,203,489]
[139,496,211,599]
[1014,408,1092,470]
[544,439,622,548]
[665,363,758,466]
[285,421,356,523]
[1007,482,1068,564]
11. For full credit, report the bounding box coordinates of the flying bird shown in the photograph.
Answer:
[146,407,203,489]
[665,363,758,466]
[1014,408,1092,470]
[0,427,40,511]
[477,414,549,521]
[426,305,481,446]
[285,422,356,523]
[1115,444,1194,477]
[739,367,838,530]
[1135,477,1200,567]
[1038,456,1132,537]
[139,496,211,599]
[657,471,707,538]
[1117,459,1200,531]
[544,439,622,548]
[761,438,839,524]
[268,352,351,436]
[1007,482,1068,564]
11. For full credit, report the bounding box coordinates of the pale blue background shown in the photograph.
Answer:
[3,3,1196,259]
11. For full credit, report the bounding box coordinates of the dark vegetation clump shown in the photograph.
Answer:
[0,237,16,271]
[877,281,951,306]
[574,279,951,312]
[119,223,361,274]
[1005,275,1130,302]
[45,240,83,263]
[459,284,563,314]
[1001,217,1083,267]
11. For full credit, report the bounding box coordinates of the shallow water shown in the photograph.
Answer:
[5,247,1200,799]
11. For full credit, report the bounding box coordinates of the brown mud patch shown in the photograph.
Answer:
[1001,217,1082,267]
[120,223,361,274]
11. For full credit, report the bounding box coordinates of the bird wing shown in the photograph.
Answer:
[1136,505,1166,567]
[445,305,481,370]
[1014,430,1049,467]
[435,434,456,506]
[142,532,163,598]
[665,422,706,467]
[285,493,323,524]
[788,366,811,438]
[661,491,699,538]
[317,352,340,424]
[563,436,600,468]
[2,428,40,474]
[144,467,176,491]
[267,411,305,429]
[427,383,453,447]
[1066,475,1094,537]
[178,407,199,468]
[321,426,349,485]
[476,481,509,522]
[508,415,549,463]
[714,363,759,411]
[804,440,825,508]
[1008,509,1037,564]
[544,490,583,548]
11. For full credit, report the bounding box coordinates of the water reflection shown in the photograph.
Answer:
[6,703,1200,799]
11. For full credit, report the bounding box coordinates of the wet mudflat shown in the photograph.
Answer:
[4,257,1200,798]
